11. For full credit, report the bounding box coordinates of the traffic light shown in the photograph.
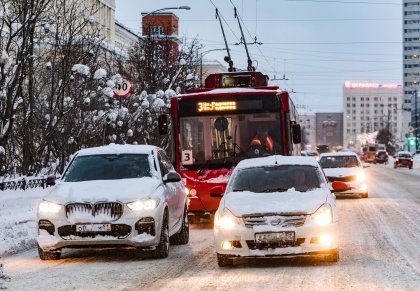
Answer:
[409,137,416,147]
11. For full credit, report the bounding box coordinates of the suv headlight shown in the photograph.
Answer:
[127,198,160,211]
[311,204,333,226]
[38,200,62,214]
[214,209,240,229]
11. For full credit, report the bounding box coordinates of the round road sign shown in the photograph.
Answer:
[409,126,414,133]
[113,78,132,99]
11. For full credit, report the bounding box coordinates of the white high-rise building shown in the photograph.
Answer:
[343,81,403,149]
[403,1,420,145]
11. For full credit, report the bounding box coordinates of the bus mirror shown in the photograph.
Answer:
[292,123,301,144]
[158,114,168,135]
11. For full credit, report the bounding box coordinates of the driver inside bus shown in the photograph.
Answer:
[250,127,274,154]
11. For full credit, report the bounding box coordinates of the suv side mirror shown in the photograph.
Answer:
[292,123,301,144]
[210,185,224,197]
[45,175,57,186]
[158,114,169,135]
[163,172,181,183]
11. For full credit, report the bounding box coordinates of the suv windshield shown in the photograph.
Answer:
[227,165,322,193]
[319,155,360,168]
[63,154,151,182]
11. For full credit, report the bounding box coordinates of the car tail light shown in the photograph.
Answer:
[396,158,399,162]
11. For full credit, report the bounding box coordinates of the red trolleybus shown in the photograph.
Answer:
[159,71,301,221]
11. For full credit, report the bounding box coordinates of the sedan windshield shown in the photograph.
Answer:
[226,165,322,193]
[319,155,360,168]
[63,154,151,182]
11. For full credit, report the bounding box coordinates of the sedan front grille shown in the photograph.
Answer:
[327,176,355,182]
[243,215,307,228]
[66,202,123,221]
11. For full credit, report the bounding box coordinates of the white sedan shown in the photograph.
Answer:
[319,152,369,198]
[213,156,342,267]
[37,144,189,260]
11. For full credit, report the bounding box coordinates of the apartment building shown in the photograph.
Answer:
[298,113,317,150]
[343,81,403,148]
[403,0,420,146]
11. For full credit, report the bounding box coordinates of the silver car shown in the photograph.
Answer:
[37,144,189,260]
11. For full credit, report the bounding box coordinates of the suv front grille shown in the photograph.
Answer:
[66,202,123,221]
[243,215,307,228]
[58,224,131,239]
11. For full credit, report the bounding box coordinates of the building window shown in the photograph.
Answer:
[361,97,364,101]
[151,26,164,35]
[347,97,350,101]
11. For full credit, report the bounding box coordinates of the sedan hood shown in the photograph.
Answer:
[224,189,329,217]
[323,167,361,177]
[44,177,161,204]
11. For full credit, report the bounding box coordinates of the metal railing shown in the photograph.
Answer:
[0,177,50,191]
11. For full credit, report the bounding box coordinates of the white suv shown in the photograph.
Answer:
[37,144,188,260]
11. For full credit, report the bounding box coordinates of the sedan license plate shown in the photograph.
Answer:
[255,231,295,244]
[76,224,111,233]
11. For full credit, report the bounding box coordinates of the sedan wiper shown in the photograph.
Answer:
[260,188,289,193]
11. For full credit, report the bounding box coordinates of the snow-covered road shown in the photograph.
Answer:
[2,165,420,290]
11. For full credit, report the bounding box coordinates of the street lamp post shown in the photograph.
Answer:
[200,48,228,87]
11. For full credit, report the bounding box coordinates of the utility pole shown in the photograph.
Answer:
[415,88,419,152]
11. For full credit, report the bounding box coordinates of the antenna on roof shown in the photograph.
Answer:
[234,7,255,72]
[215,9,235,72]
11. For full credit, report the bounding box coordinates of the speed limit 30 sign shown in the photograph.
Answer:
[113,78,132,99]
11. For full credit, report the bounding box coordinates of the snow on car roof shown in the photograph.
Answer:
[235,155,319,170]
[396,151,411,155]
[319,151,358,158]
[76,144,158,156]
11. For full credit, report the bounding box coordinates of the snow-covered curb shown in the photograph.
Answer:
[0,188,48,257]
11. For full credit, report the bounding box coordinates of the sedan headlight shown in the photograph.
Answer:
[127,198,160,211]
[214,209,240,229]
[311,204,333,226]
[356,171,366,182]
[38,200,62,214]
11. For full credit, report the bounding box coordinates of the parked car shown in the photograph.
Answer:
[394,151,413,169]
[37,144,189,260]
[319,152,369,198]
[374,150,388,164]
[213,155,342,267]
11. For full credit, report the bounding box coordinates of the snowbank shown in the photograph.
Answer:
[0,188,48,256]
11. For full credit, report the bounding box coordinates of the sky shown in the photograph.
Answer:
[115,0,402,113]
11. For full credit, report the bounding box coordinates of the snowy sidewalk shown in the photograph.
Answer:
[0,188,48,256]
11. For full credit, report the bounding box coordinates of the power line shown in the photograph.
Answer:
[285,0,401,5]
[119,17,401,22]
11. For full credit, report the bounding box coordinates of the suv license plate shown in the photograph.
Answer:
[76,224,111,233]
[255,231,295,243]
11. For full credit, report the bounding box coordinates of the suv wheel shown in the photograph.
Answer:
[38,244,61,260]
[152,210,169,259]
[217,253,234,267]
[170,205,189,245]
